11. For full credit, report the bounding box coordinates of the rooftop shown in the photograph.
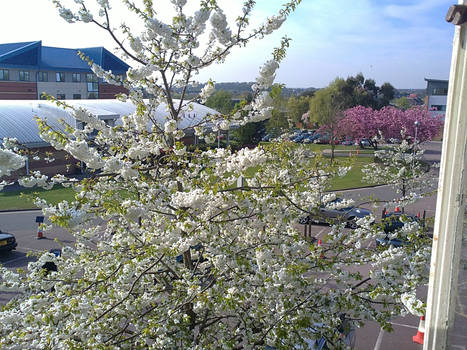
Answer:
[0,41,130,73]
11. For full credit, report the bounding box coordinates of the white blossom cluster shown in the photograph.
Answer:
[0,147,25,178]
[210,10,232,45]
[363,138,434,203]
[0,1,433,349]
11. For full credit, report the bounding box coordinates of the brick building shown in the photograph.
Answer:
[0,41,129,100]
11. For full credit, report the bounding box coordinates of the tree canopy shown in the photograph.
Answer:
[338,105,444,146]
[0,1,432,349]
[205,89,235,114]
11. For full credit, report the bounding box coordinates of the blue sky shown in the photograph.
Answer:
[1,0,454,89]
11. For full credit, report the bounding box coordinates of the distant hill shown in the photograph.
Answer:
[173,82,425,100]
[172,82,317,99]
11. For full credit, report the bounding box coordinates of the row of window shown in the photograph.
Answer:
[430,104,447,111]
[432,87,448,96]
[40,92,98,100]
[0,69,99,84]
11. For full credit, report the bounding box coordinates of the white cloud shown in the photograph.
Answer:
[384,0,445,21]
[0,0,454,88]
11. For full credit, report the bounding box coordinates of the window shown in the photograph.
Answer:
[430,105,446,112]
[432,87,448,96]
[72,73,81,83]
[19,71,30,81]
[0,69,9,80]
[38,71,48,82]
[57,94,66,100]
[56,72,65,82]
[86,73,98,92]
[87,92,98,99]
[73,94,81,100]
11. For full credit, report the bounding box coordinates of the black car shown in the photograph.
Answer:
[299,199,372,229]
[0,230,17,252]
[265,315,356,349]
[376,212,423,247]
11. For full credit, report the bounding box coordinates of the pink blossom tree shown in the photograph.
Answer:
[337,106,381,148]
[338,106,444,148]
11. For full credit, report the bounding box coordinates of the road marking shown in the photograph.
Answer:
[17,247,42,253]
[390,322,417,329]
[373,328,384,350]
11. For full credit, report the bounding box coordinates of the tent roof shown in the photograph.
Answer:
[0,99,219,148]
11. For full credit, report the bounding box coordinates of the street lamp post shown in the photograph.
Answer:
[412,121,420,170]
[414,120,420,147]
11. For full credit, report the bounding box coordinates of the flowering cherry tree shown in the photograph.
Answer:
[0,1,432,349]
[338,106,444,149]
[363,138,435,203]
[0,138,26,190]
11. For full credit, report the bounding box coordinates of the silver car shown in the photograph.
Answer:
[299,199,372,229]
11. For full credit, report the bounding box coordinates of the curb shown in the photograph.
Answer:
[0,208,41,213]
[334,183,388,192]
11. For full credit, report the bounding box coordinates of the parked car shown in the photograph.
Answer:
[387,138,401,144]
[175,243,206,264]
[313,134,331,144]
[293,134,307,143]
[341,138,354,146]
[356,138,371,148]
[265,315,356,349]
[299,198,372,228]
[375,211,423,247]
[0,230,17,252]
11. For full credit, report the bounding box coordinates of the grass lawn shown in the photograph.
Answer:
[330,158,380,190]
[0,148,381,211]
[0,186,75,211]
[304,143,376,154]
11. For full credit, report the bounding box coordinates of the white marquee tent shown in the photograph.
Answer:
[0,99,219,148]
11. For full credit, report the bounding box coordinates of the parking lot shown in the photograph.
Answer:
[0,142,453,349]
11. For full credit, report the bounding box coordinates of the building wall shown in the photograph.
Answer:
[426,80,448,116]
[37,81,89,100]
[0,81,37,99]
[99,83,128,99]
[1,67,127,100]
[427,95,448,116]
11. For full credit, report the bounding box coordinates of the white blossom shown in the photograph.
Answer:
[210,10,232,45]
[0,148,25,177]
[200,80,215,103]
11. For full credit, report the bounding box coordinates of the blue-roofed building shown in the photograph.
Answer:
[0,41,129,100]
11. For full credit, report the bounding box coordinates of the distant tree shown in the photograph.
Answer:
[379,82,395,107]
[336,73,395,109]
[337,106,382,149]
[266,84,289,136]
[299,89,316,98]
[363,78,378,95]
[287,95,311,126]
[338,106,444,149]
[380,106,444,142]
[309,78,350,162]
[393,97,412,110]
[232,121,265,146]
[205,90,234,114]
